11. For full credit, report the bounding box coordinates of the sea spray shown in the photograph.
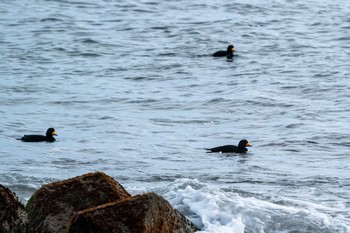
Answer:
[161,179,349,233]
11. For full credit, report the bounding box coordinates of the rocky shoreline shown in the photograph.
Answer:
[0,172,199,233]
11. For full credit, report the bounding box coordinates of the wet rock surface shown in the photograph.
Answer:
[1,172,198,233]
[26,172,131,233]
[0,184,27,233]
[69,192,199,233]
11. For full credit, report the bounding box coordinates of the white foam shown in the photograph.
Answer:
[163,179,245,233]
[161,179,350,233]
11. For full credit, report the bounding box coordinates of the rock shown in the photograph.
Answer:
[26,172,131,233]
[69,192,199,233]
[0,184,27,233]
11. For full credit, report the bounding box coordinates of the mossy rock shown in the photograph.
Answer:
[69,192,199,233]
[0,184,28,233]
[26,172,131,233]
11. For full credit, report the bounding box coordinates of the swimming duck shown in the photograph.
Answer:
[206,140,251,153]
[213,45,235,57]
[18,128,57,142]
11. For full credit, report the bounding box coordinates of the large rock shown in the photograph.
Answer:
[69,192,199,233]
[0,184,27,233]
[26,172,131,233]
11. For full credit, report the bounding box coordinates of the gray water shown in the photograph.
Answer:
[1,0,350,232]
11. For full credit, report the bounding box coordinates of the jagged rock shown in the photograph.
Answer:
[69,192,199,233]
[26,172,131,233]
[0,184,27,233]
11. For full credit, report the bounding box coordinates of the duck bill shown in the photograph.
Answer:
[52,132,58,136]
[231,48,235,52]
[246,143,252,147]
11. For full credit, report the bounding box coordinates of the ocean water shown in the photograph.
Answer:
[1,0,350,232]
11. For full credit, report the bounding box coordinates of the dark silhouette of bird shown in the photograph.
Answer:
[18,128,57,142]
[213,45,235,58]
[206,140,251,153]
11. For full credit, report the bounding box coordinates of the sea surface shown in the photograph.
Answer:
[1,0,350,232]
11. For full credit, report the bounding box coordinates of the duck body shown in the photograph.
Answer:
[213,45,235,57]
[206,140,251,153]
[19,128,57,142]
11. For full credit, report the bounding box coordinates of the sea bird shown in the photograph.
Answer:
[213,45,235,58]
[206,140,251,153]
[18,128,57,142]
